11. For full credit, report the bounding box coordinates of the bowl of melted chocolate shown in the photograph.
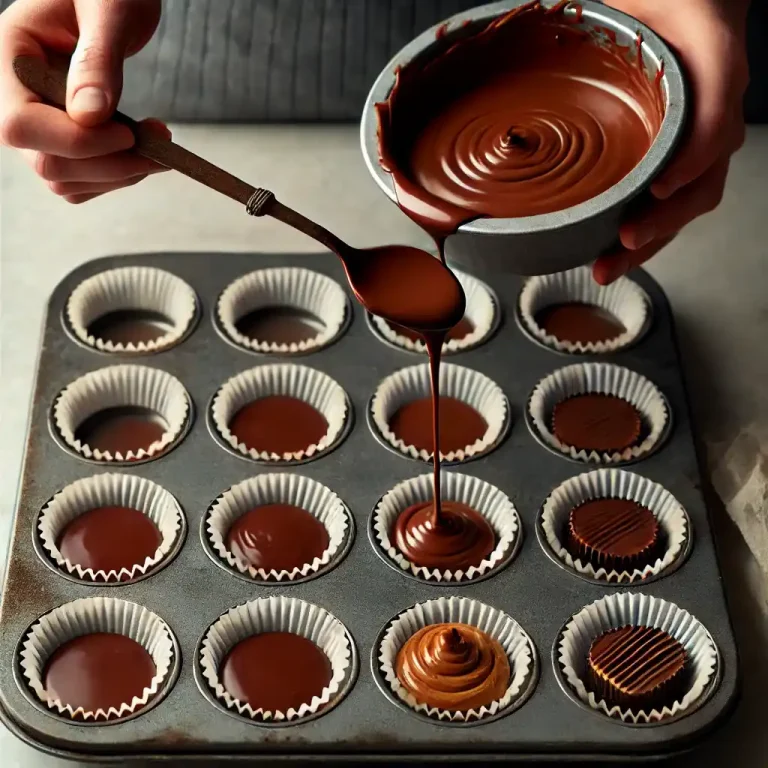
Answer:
[361,0,686,275]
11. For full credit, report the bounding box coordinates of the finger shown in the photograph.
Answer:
[593,235,678,286]
[50,173,148,199]
[21,148,166,182]
[63,192,102,204]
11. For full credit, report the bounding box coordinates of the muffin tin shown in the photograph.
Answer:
[0,251,738,761]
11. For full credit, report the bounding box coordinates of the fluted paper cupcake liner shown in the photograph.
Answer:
[557,593,719,724]
[19,597,176,722]
[66,266,197,353]
[37,474,184,583]
[518,267,649,354]
[371,363,508,462]
[199,596,353,722]
[205,473,351,582]
[539,470,689,583]
[371,270,496,354]
[211,364,349,462]
[378,596,536,722]
[217,267,349,354]
[53,364,190,462]
[527,363,669,464]
[372,472,520,582]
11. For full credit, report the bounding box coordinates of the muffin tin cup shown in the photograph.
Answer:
[197,596,355,724]
[517,267,650,354]
[210,364,350,463]
[555,593,720,725]
[17,597,178,724]
[526,362,670,465]
[538,469,691,585]
[216,267,350,355]
[370,363,509,463]
[65,266,198,354]
[36,474,185,584]
[371,471,521,583]
[375,596,537,725]
[369,270,498,355]
[203,473,352,583]
[52,364,191,463]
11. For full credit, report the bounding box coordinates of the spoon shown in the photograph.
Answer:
[13,55,465,332]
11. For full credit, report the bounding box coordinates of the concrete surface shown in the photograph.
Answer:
[1,124,766,766]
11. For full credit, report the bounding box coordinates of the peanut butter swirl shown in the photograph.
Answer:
[395,622,510,711]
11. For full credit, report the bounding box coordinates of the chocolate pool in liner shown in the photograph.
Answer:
[375,596,537,724]
[555,593,719,724]
[369,270,499,354]
[203,473,353,583]
[210,364,351,463]
[216,267,350,355]
[17,597,178,724]
[371,471,520,583]
[65,266,198,354]
[517,267,651,354]
[538,469,690,584]
[36,474,185,584]
[196,596,355,724]
[52,364,191,463]
[369,362,509,463]
[527,362,670,465]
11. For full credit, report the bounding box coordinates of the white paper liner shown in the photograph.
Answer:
[371,363,508,462]
[540,469,689,583]
[37,474,184,583]
[206,473,350,581]
[518,267,649,354]
[371,270,496,354]
[557,593,719,723]
[378,596,535,722]
[53,364,190,462]
[373,471,520,582]
[199,596,352,722]
[217,267,348,354]
[528,363,668,464]
[211,364,349,462]
[66,266,197,353]
[19,597,176,722]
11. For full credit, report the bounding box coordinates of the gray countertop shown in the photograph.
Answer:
[1,124,766,766]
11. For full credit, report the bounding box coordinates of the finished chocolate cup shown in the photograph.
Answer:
[197,596,355,723]
[518,267,650,354]
[18,597,177,723]
[556,592,719,724]
[527,363,669,464]
[210,364,350,462]
[37,474,185,584]
[52,364,191,463]
[216,267,350,355]
[376,596,537,723]
[66,266,198,354]
[204,473,352,583]
[372,471,520,583]
[370,270,498,354]
[539,469,690,583]
[370,363,509,463]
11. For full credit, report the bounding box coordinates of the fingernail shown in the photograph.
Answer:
[71,86,108,114]
[653,179,679,200]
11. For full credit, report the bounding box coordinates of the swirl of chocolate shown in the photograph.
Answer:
[395,622,510,711]
[393,500,495,571]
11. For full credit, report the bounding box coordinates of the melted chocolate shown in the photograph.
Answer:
[235,307,324,345]
[74,406,168,457]
[87,309,173,346]
[552,394,641,452]
[536,304,625,344]
[228,396,328,455]
[588,625,687,710]
[225,504,330,572]
[220,632,331,713]
[390,316,474,344]
[57,506,162,576]
[568,498,659,571]
[393,500,495,571]
[395,623,510,711]
[389,396,488,454]
[43,633,155,714]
